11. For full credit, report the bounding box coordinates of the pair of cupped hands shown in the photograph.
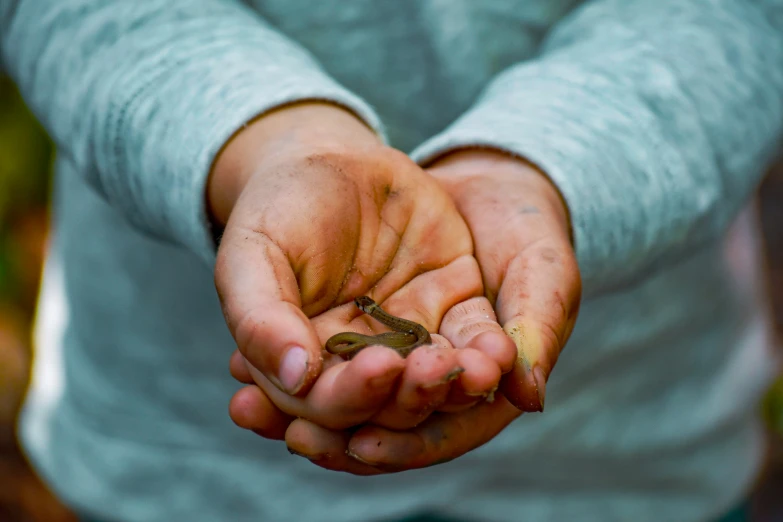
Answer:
[207,102,582,475]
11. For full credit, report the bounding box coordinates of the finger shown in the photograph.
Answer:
[228,385,294,440]
[246,346,406,430]
[215,225,323,397]
[347,394,521,470]
[285,419,383,475]
[369,335,463,430]
[344,256,481,428]
[439,297,517,373]
[438,348,502,413]
[433,297,514,412]
[229,349,254,384]
[496,238,581,412]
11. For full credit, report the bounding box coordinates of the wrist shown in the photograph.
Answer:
[207,101,383,227]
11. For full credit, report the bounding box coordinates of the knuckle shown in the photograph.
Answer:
[456,319,498,339]
[444,297,493,323]
[538,321,563,365]
[537,245,561,265]
[233,311,266,357]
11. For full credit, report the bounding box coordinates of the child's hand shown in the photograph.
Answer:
[225,148,581,475]
[210,103,514,430]
[286,150,581,474]
[428,149,582,412]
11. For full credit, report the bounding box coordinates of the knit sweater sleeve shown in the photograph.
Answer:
[411,0,783,295]
[0,0,385,267]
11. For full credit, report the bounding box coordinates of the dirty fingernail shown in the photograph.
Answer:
[346,448,375,465]
[465,384,498,403]
[421,366,465,390]
[279,346,309,394]
[287,447,319,461]
[444,366,466,383]
[533,365,547,411]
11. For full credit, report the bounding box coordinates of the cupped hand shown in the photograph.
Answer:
[228,148,581,474]
[292,149,582,472]
[427,149,581,412]
[211,103,513,431]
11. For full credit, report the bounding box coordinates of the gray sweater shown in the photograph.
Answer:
[3,1,783,521]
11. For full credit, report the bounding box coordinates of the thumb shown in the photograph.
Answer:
[214,224,323,397]
[497,236,581,412]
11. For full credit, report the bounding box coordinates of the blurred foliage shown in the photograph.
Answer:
[0,77,51,210]
[765,376,783,434]
[0,76,53,310]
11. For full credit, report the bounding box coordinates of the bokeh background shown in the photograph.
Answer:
[1,72,782,521]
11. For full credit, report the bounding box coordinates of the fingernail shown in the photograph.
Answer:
[279,346,309,394]
[487,387,496,403]
[444,366,466,383]
[485,385,497,403]
[287,447,319,461]
[465,385,497,403]
[346,448,375,466]
[532,365,547,411]
[421,366,465,390]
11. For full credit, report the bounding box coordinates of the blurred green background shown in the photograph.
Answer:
[0,75,52,312]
